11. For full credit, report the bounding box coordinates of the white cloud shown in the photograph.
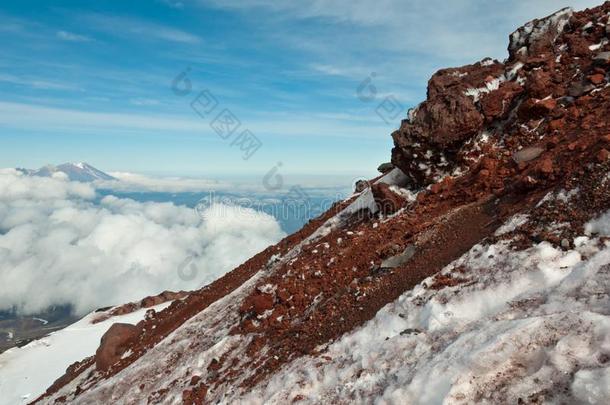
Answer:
[0,171,285,315]
[129,97,161,106]
[160,0,185,9]
[56,30,91,42]
[81,13,201,44]
[201,0,603,83]
[94,171,354,196]
[0,101,389,139]
[99,172,231,192]
[0,74,82,91]
[0,101,212,134]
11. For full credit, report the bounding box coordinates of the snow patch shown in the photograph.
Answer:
[375,167,409,187]
[585,209,610,236]
[242,220,610,404]
[495,214,529,236]
[464,77,503,102]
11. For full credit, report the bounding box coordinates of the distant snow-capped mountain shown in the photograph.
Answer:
[21,162,116,182]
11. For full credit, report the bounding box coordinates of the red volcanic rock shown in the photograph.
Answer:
[480,157,499,173]
[399,60,505,149]
[539,158,555,174]
[371,183,407,214]
[549,118,565,131]
[480,82,524,121]
[526,69,554,99]
[95,323,139,372]
[477,169,491,181]
[141,295,164,308]
[518,98,557,120]
[406,93,484,146]
[240,292,274,315]
[427,60,504,99]
[566,33,592,57]
[111,303,138,316]
[598,149,609,162]
[538,98,557,111]
[391,60,508,185]
[589,73,606,85]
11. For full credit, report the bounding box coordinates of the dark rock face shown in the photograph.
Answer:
[380,245,416,269]
[354,179,371,193]
[95,323,139,371]
[377,162,394,174]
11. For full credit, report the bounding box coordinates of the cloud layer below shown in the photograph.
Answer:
[0,169,285,315]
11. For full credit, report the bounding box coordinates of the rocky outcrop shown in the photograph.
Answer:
[508,7,573,59]
[391,4,610,188]
[92,290,188,324]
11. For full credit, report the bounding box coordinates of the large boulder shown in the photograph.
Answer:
[391,59,509,186]
[95,323,139,372]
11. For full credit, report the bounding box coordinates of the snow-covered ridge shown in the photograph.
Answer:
[0,302,172,405]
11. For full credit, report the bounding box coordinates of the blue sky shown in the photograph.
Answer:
[0,0,602,179]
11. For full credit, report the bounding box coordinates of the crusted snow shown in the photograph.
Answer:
[450,71,468,78]
[589,38,609,51]
[464,78,503,102]
[494,213,529,236]
[463,62,524,103]
[41,255,278,404]
[388,185,417,202]
[32,317,49,325]
[376,167,409,187]
[0,302,172,405]
[258,283,277,294]
[585,210,610,236]
[505,62,524,81]
[305,188,379,244]
[240,210,610,404]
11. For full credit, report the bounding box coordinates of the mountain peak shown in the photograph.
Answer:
[29,162,116,182]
